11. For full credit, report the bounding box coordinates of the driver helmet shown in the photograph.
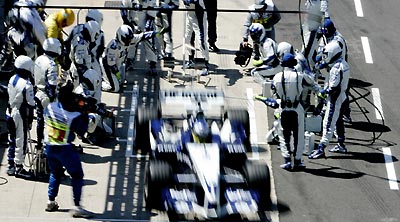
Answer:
[192,118,210,143]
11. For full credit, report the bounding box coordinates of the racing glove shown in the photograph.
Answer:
[315,61,328,70]
[253,59,264,67]
[317,89,329,99]
[254,95,279,109]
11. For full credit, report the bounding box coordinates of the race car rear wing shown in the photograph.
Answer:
[159,89,225,117]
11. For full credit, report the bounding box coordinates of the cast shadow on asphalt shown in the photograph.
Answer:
[303,164,365,179]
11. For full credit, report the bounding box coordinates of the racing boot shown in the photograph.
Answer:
[293,159,306,171]
[15,164,33,180]
[328,143,347,153]
[7,160,15,176]
[185,55,195,69]
[200,61,210,76]
[308,144,326,159]
[279,157,292,170]
[45,200,59,212]
[209,43,220,52]
[70,206,93,218]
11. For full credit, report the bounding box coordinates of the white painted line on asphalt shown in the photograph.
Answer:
[371,88,384,120]
[361,36,373,64]
[354,0,364,17]
[246,88,259,160]
[382,147,399,190]
[126,85,139,157]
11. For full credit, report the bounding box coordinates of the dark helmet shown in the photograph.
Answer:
[58,81,76,111]
[249,23,266,43]
[321,19,336,39]
[280,53,297,68]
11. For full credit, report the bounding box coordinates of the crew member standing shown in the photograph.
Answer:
[204,0,219,52]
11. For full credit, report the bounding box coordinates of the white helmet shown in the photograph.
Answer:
[84,20,101,43]
[277,42,294,60]
[254,0,266,10]
[14,55,34,74]
[122,0,133,7]
[249,23,266,43]
[43,38,62,56]
[320,41,342,65]
[29,0,44,6]
[83,69,101,92]
[86,9,103,26]
[116,25,134,46]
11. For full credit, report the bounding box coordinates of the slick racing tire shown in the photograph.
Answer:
[145,160,173,210]
[243,160,271,210]
[136,105,161,153]
[225,109,251,151]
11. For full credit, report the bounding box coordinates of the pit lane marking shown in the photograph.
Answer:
[361,36,373,64]
[246,88,259,160]
[382,148,399,190]
[371,88,384,120]
[354,0,364,17]
[126,85,138,157]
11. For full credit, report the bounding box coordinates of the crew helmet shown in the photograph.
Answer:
[86,9,103,26]
[249,23,266,43]
[319,41,342,65]
[277,42,294,60]
[192,118,210,143]
[28,0,44,7]
[321,19,336,39]
[56,9,75,27]
[43,38,62,56]
[280,53,297,68]
[14,55,34,74]
[122,0,133,8]
[116,25,134,46]
[84,20,101,43]
[254,0,266,10]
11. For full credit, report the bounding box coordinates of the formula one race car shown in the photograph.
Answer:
[136,89,271,220]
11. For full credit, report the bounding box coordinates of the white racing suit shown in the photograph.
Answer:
[81,69,113,142]
[302,0,329,68]
[101,31,156,92]
[69,30,93,91]
[184,0,209,63]
[318,58,350,148]
[34,53,59,148]
[0,2,47,66]
[266,51,319,148]
[90,30,105,89]
[121,0,158,67]
[155,0,179,57]
[272,67,319,163]
[8,73,35,166]
[242,0,281,59]
[242,1,281,41]
[101,39,127,93]
[250,37,280,83]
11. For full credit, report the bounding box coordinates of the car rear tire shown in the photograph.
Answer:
[136,105,160,153]
[145,160,173,210]
[243,160,271,210]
